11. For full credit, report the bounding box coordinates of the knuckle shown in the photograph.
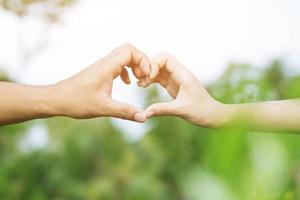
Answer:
[155,51,166,58]
[153,52,174,66]
[121,43,134,51]
[156,52,172,59]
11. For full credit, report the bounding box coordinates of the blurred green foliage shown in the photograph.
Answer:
[0,69,10,82]
[0,62,300,200]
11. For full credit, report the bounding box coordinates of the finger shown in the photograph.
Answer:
[149,62,160,80]
[151,52,187,83]
[145,101,178,118]
[132,48,151,76]
[130,65,143,79]
[137,79,147,88]
[108,99,147,123]
[140,63,165,87]
[131,52,151,77]
[107,43,151,78]
[137,77,151,88]
[137,70,169,88]
[120,68,131,84]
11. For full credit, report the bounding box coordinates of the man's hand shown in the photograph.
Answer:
[54,43,150,122]
[143,53,226,127]
[0,44,151,125]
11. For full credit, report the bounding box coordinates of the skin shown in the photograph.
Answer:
[143,53,300,132]
[0,44,150,125]
[1,45,300,132]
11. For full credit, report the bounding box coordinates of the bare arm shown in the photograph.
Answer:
[144,53,300,133]
[0,44,150,125]
[0,83,60,125]
[222,100,300,132]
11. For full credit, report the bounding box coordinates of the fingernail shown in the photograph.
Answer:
[140,80,147,87]
[146,111,154,118]
[145,77,151,84]
[134,112,146,123]
[149,72,155,80]
[150,74,154,80]
[144,62,151,75]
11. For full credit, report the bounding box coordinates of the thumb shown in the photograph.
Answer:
[145,101,178,118]
[108,99,147,123]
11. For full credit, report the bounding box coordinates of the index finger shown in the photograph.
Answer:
[150,52,189,83]
[106,43,150,78]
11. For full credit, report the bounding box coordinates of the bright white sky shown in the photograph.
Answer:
[0,0,300,140]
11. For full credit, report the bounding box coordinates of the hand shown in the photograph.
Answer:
[143,53,227,127]
[53,44,151,123]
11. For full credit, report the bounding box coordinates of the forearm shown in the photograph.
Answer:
[219,100,300,132]
[0,82,63,125]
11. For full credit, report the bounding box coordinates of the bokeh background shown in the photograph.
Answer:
[1,0,300,199]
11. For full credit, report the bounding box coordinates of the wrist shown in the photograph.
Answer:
[38,84,67,118]
[208,102,236,128]
[49,82,95,119]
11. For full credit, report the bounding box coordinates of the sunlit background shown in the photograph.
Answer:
[0,0,300,199]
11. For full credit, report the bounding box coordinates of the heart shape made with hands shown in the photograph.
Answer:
[85,44,186,123]
[135,52,193,121]
[58,43,216,127]
[106,45,197,124]
[109,45,215,127]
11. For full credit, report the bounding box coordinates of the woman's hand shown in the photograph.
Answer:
[143,53,227,127]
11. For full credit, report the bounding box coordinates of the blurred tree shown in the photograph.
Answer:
[0,0,78,81]
[0,70,11,82]
[1,0,77,22]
